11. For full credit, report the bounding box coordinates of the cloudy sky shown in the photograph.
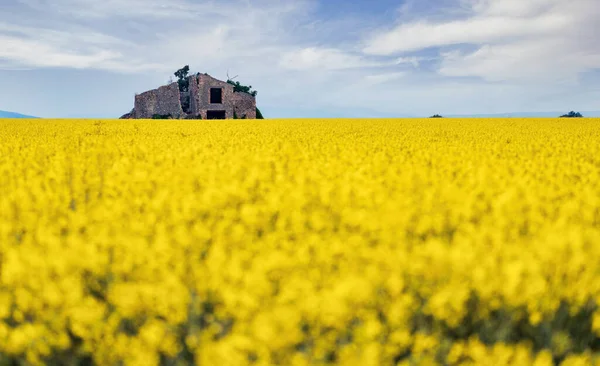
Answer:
[0,0,599,118]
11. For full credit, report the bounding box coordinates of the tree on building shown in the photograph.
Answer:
[174,65,190,92]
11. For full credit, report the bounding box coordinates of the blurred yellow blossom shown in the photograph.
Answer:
[0,118,599,364]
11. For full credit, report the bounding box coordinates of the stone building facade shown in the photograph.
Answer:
[123,73,257,119]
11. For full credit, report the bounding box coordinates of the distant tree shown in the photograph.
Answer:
[560,111,583,118]
[256,107,264,119]
[174,65,190,92]
[430,114,443,118]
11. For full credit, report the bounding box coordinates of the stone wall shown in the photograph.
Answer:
[189,74,234,118]
[188,74,256,119]
[127,74,257,119]
[134,83,184,119]
[231,91,257,119]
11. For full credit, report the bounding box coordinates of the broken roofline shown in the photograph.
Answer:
[128,73,257,120]
[195,72,257,97]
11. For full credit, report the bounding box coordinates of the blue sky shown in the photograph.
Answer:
[0,0,599,118]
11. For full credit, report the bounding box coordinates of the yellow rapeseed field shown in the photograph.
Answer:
[1,118,600,365]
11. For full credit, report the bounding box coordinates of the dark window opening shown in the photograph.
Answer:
[210,88,223,104]
[206,110,226,119]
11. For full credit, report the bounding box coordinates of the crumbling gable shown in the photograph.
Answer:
[188,73,256,120]
[134,83,184,119]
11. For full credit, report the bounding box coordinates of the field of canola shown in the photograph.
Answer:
[1,118,600,365]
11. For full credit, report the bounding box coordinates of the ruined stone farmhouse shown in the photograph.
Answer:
[122,73,256,119]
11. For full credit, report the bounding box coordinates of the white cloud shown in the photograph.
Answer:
[17,0,232,19]
[362,12,570,55]
[361,0,600,84]
[395,56,432,67]
[0,0,315,73]
[279,47,388,71]
[363,72,405,85]
[0,22,163,71]
[464,0,562,17]
[1,0,599,117]
[438,38,600,83]
[0,35,118,68]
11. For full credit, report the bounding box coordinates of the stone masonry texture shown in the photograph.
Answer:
[127,73,257,119]
[134,83,184,119]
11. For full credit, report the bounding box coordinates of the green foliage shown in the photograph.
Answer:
[227,79,258,97]
[174,65,190,81]
[560,111,583,118]
[175,65,190,92]
[227,78,261,119]
[430,114,443,118]
[256,107,264,119]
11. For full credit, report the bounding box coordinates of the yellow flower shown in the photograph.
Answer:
[1,117,599,364]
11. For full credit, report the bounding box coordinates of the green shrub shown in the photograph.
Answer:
[560,111,583,118]
[227,79,258,97]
